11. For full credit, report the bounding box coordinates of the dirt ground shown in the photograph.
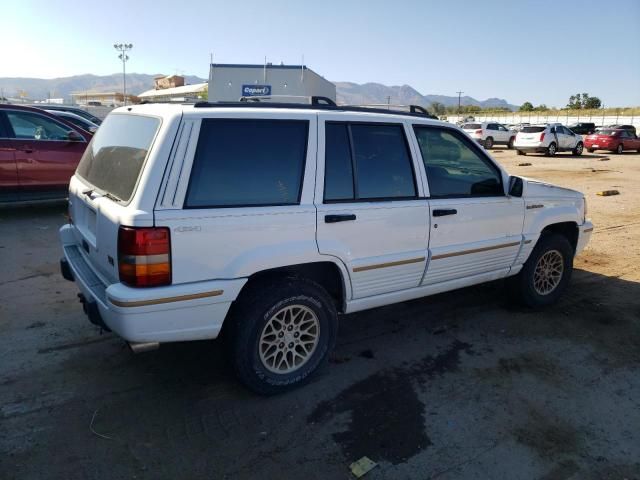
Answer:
[1,148,639,480]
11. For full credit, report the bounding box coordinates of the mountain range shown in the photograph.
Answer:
[0,74,517,110]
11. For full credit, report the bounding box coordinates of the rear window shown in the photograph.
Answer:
[597,130,619,136]
[521,126,546,133]
[185,119,308,208]
[76,114,160,202]
[462,123,482,130]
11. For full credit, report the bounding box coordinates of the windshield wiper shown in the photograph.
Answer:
[102,192,123,203]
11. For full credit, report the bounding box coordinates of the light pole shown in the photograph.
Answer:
[456,90,464,118]
[114,43,133,105]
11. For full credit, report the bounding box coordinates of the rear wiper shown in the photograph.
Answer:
[103,192,123,203]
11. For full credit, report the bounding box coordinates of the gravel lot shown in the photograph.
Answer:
[1,148,639,480]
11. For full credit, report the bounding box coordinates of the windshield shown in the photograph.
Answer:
[462,123,482,129]
[521,126,546,133]
[75,114,160,202]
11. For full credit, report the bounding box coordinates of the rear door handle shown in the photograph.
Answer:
[20,147,34,153]
[433,209,457,217]
[325,214,356,223]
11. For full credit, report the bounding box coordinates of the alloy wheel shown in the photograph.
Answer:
[258,305,320,374]
[533,250,564,295]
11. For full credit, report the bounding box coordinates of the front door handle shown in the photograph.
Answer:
[433,209,457,217]
[325,214,356,223]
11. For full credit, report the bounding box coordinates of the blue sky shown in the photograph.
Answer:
[4,0,640,107]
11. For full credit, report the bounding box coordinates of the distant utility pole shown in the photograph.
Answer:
[114,43,133,105]
[456,91,464,115]
[387,95,391,110]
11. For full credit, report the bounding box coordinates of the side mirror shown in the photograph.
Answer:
[508,176,523,197]
[67,130,84,142]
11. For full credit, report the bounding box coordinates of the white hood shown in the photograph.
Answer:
[522,178,583,199]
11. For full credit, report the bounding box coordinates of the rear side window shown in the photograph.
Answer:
[463,123,481,129]
[324,123,354,201]
[324,122,416,202]
[76,114,160,202]
[186,119,308,208]
[413,126,503,197]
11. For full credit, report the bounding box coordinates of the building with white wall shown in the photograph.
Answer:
[207,63,335,103]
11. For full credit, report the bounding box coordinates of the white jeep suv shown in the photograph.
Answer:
[59,100,593,394]
[515,123,584,156]
[462,122,516,149]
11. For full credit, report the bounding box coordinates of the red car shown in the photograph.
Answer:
[0,104,93,203]
[584,128,640,154]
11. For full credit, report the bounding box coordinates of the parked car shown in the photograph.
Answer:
[567,122,596,135]
[507,123,530,132]
[46,109,99,133]
[0,104,92,203]
[59,101,592,394]
[30,104,102,125]
[514,123,584,156]
[584,129,640,154]
[461,122,516,148]
[602,124,637,136]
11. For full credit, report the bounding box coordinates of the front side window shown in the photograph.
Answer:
[186,119,308,208]
[324,122,416,202]
[6,111,73,140]
[413,126,503,198]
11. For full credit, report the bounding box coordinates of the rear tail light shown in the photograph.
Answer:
[118,226,171,287]
[475,129,482,135]
[540,133,545,142]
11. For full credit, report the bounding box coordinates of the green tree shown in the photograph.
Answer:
[584,96,601,109]
[519,101,534,111]
[567,94,582,109]
[430,101,446,115]
[534,104,548,111]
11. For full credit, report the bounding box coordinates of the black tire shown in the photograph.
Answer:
[546,142,557,156]
[517,150,526,156]
[228,276,338,395]
[587,148,595,153]
[508,233,573,308]
[616,144,623,154]
[508,137,515,149]
[484,137,494,149]
[572,142,584,156]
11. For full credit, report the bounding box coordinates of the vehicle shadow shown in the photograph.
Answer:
[7,266,640,479]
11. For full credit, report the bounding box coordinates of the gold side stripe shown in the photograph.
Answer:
[353,256,426,273]
[432,241,521,260]
[583,227,594,233]
[109,289,224,308]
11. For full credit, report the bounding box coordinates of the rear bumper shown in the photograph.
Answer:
[59,224,247,343]
[514,144,547,153]
[584,142,615,151]
[576,220,594,256]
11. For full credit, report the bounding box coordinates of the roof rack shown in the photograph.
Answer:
[238,95,336,106]
[341,103,432,115]
[193,97,437,119]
